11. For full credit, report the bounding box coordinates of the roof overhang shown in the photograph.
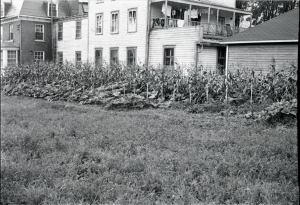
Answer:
[1,41,20,50]
[220,40,299,45]
[151,0,252,15]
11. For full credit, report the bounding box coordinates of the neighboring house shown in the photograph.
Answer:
[220,8,299,75]
[85,0,251,74]
[54,0,88,64]
[0,0,85,70]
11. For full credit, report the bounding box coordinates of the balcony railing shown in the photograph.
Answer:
[151,18,249,37]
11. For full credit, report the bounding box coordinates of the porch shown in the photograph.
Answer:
[150,0,252,38]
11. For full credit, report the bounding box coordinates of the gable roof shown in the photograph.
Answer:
[221,8,299,44]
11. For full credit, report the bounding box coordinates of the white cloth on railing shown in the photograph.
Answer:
[162,3,172,17]
[184,10,189,25]
[177,20,184,27]
[191,9,198,18]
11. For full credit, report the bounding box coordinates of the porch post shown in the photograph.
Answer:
[208,7,210,24]
[164,0,167,29]
[189,4,192,26]
[216,9,219,34]
[249,14,252,28]
[232,11,235,35]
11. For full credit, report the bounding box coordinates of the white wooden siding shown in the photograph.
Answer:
[149,26,200,67]
[198,46,217,71]
[228,44,298,75]
[201,0,236,8]
[88,0,148,64]
[56,18,88,63]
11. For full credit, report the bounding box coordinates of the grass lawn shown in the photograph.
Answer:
[1,94,298,204]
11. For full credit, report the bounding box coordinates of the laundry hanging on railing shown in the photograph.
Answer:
[162,3,172,17]
[191,9,198,18]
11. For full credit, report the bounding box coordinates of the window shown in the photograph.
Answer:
[96,0,104,3]
[164,47,174,66]
[1,3,5,18]
[35,24,44,41]
[9,24,13,40]
[1,51,3,68]
[96,14,103,34]
[58,23,63,40]
[34,51,44,61]
[127,47,136,66]
[95,49,102,66]
[48,3,58,17]
[110,48,118,64]
[76,21,81,39]
[75,51,81,64]
[111,11,119,33]
[57,52,63,64]
[217,47,226,75]
[7,51,17,66]
[128,9,137,32]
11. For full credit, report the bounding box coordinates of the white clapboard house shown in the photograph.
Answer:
[55,0,252,74]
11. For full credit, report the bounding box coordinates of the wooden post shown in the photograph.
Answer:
[206,85,209,103]
[146,83,149,100]
[250,82,253,105]
[123,84,126,96]
[216,9,219,34]
[208,7,210,24]
[189,4,192,26]
[164,0,168,29]
[232,12,235,35]
[225,45,229,103]
[189,84,192,104]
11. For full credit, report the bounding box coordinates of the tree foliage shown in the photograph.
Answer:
[236,0,299,25]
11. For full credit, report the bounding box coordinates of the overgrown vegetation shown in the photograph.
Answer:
[1,61,297,125]
[1,94,298,204]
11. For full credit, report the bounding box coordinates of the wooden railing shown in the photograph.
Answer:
[151,18,249,36]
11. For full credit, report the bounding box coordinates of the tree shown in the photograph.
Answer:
[236,0,299,25]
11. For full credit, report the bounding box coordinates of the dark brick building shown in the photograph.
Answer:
[1,0,87,69]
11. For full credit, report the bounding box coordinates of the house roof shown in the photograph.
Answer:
[221,8,299,44]
[2,0,79,19]
[1,41,20,49]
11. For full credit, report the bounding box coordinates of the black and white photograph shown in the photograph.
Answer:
[1,0,298,204]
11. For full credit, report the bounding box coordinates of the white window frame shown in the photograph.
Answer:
[76,21,81,39]
[35,24,44,41]
[128,8,137,33]
[58,23,63,40]
[1,3,5,18]
[111,11,119,34]
[163,45,175,67]
[9,24,13,40]
[7,50,17,66]
[47,2,58,17]
[75,51,81,64]
[95,13,103,35]
[1,26,3,41]
[57,52,63,64]
[34,51,45,61]
[110,47,119,64]
[127,47,136,66]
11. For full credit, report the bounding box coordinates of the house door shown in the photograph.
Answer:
[218,17,225,35]
[217,47,226,75]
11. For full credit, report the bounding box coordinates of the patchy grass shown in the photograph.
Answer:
[1,94,298,204]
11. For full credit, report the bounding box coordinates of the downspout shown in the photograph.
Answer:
[225,45,229,103]
[87,0,90,63]
[51,0,54,62]
[19,19,22,65]
[145,0,150,66]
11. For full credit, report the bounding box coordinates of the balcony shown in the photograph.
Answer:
[150,0,252,39]
[151,18,249,39]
